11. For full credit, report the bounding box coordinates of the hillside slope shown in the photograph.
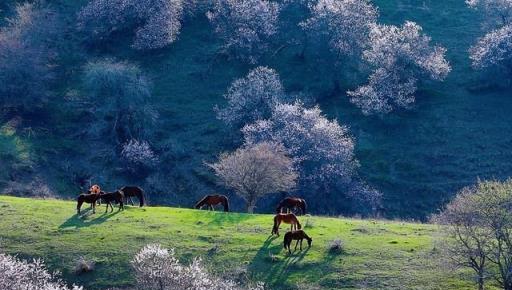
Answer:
[0,196,472,289]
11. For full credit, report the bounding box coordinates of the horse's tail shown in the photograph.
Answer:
[222,196,229,212]
[138,188,145,207]
[272,215,279,234]
[301,199,307,215]
[77,196,83,213]
[195,196,208,209]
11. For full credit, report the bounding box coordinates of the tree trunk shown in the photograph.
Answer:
[477,275,484,290]
[246,197,256,214]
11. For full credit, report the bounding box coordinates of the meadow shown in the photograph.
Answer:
[0,195,475,289]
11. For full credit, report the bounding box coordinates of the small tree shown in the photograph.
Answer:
[348,21,451,115]
[83,59,157,144]
[207,0,281,63]
[121,139,158,172]
[216,66,286,128]
[433,179,512,290]
[208,142,297,213]
[0,253,83,290]
[301,0,378,57]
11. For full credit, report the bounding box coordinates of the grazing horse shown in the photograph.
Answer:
[119,186,145,207]
[77,191,101,214]
[194,194,229,212]
[283,230,312,254]
[100,190,125,213]
[272,213,301,236]
[276,197,307,215]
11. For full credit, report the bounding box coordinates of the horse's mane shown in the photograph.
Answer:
[195,195,209,208]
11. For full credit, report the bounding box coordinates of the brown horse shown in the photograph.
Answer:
[100,190,124,213]
[89,184,102,205]
[283,230,312,254]
[119,186,145,207]
[272,213,301,236]
[276,197,307,215]
[77,190,101,214]
[195,195,229,212]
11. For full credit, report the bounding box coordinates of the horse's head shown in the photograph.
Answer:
[90,184,101,194]
[307,236,312,247]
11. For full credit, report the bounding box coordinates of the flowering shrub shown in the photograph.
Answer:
[301,0,378,56]
[207,0,281,63]
[121,139,158,167]
[216,66,286,128]
[348,21,451,115]
[132,244,264,290]
[78,0,184,50]
[0,253,83,290]
[0,3,59,108]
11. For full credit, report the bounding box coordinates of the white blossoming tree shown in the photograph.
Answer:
[348,21,451,115]
[83,59,157,144]
[208,142,297,213]
[0,253,83,290]
[207,0,281,63]
[216,66,287,128]
[467,0,512,69]
[121,139,158,168]
[301,0,378,57]
[0,3,59,109]
[132,244,264,290]
[242,101,358,188]
[78,0,184,50]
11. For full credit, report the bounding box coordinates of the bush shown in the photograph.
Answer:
[207,0,281,63]
[73,257,95,275]
[78,0,185,50]
[121,139,158,169]
[327,239,344,254]
[0,253,83,290]
[83,59,157,144]
[132,244,264,290]
[0,3,60,109]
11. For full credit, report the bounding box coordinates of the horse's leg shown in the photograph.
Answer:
[300,239,303,251]
[92,202,95,214]
[77,200,82,214]
[129,196,134,206]
[294,240,299,252]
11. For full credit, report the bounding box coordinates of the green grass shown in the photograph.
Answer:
[0,195,475,289]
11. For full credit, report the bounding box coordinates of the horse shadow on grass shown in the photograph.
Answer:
[248,235,312,287]
[58,208,121,230]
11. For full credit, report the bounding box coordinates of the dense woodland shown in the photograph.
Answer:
[1,0,512,219]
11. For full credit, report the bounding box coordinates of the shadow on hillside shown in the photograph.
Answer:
[248,235,311,286]
[205,211,254,226]
[58,209,121,230]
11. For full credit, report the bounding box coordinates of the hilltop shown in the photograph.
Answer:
[0,196,472,289]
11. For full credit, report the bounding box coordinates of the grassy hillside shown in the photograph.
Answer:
[0,196,474,289]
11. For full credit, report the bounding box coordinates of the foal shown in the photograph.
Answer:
[283,230,312,254]
[272,213,301,236]
[77,190,101,214]
[100,190,125,213]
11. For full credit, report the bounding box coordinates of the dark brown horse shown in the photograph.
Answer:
[194,194,229,212]
[283,230,312,254]
[119,186,145,207]
[276,197,307,215]
[272,213,301,236]
[100,190,124,213]
[77,190,101,214]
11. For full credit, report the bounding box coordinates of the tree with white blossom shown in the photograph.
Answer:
[242,101,358,188]
[0,253,83,290]
[467,0,512,69]
[348,21,451,115]
[132,244,264,290]
[207,0,281,63]
[216,66,287,128]
[208,142,297,213]
[78,0,184,50]
[301,0,378,57]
